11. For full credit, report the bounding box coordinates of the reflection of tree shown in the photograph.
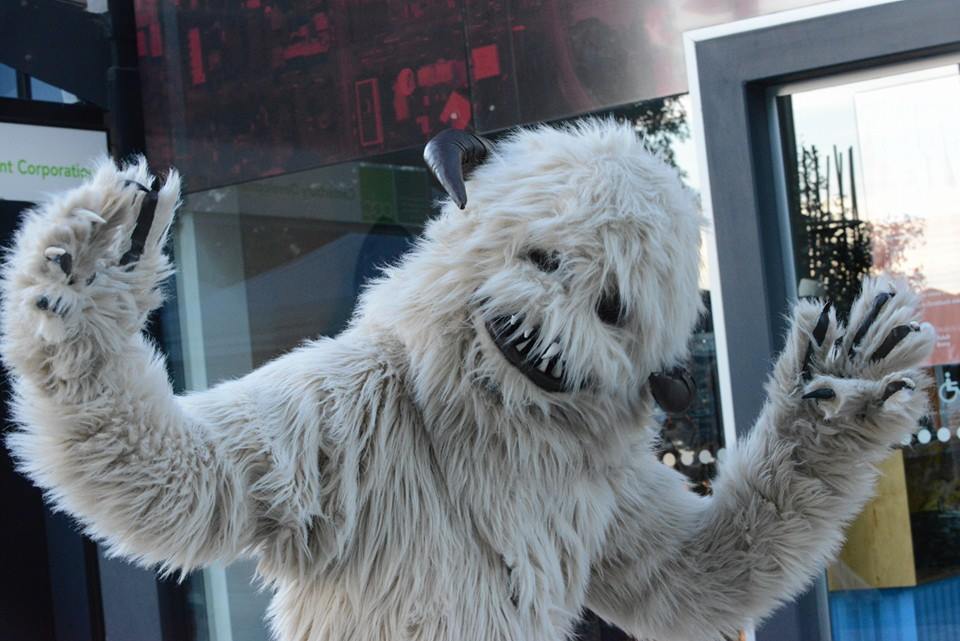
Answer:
[550,95,690,172]
[870,216,926,290]
[658,291,723,493]
[630,96,689,172]
[794,144,872,316]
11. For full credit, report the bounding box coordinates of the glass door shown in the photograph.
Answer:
[777,59,960,641]
[686,1,960,639]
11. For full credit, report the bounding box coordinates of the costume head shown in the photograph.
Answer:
[357,119,704,420]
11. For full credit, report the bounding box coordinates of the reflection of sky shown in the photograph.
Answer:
[203,231,413,368]
[674,95,702,193]
[791,64,960,295]
[662,95,711,289]
[244,230,413,336]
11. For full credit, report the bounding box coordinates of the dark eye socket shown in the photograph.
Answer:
[596,289,623,326]
[526,249,561,273]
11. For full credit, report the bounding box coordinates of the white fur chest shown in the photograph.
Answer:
[265,337,624,641]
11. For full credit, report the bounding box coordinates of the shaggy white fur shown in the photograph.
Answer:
[1,120,935,641]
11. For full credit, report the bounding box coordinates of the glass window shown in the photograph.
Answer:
[29,77,78,104]
[171,151,435,641]
[781,61,960,640]
[135,0,824,194]
[168,94,728,640]
[0,64,17,99]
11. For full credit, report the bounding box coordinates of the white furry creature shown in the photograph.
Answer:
[1,120,935,641]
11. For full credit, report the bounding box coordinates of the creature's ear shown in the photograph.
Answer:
[423,129,494,209]
[649,367,696,414]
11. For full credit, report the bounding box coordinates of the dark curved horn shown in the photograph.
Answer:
[423,129,494,209]
[649,367,696,414]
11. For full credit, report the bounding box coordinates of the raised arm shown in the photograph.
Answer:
[1,160,331,574]
[586,280,935,640]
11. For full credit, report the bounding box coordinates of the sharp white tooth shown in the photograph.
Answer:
[509,315,519,326]
[537,358,550,373]
[543,343,560,358]
[44,247,67,259]
[523,328,532,338]
[75,208,106,224]
[515,339,530,351]
[551,362,564,378]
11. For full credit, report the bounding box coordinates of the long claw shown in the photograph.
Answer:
[802,388,836,401]
[44,247,66,259]
[849,291,894,358]
[74,208,107,224]
[118,188,159,267]
[870,323,920,363]
[813,300,832,346]
[801,342,816,381]
[882,379,915,403]
[123,179,150,193]
[802,301,833,381]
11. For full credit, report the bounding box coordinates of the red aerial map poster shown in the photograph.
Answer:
[133,0,823,192]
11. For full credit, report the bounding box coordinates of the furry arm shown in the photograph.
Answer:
[586,280,935,641]
[1,160,328,573]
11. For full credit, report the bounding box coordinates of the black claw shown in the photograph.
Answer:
[801,342,816,381]
[802,388,836,401]
[870,324,920,363]
[813,300,832,346]
[35,295,49,311]
[119,188,159,267]
[802,301,833,381]
[882,379,915,403]
[50,297,63,314]
[124,179,150,193]
[57,252,73,276]
[849,291,894,358]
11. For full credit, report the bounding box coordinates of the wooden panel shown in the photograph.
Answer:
[828,450,917,590]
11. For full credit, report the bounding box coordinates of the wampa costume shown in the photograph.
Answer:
[1,120,936,641]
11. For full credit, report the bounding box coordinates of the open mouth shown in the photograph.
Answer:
[485,315,568,393]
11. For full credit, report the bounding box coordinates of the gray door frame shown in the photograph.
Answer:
[685,1,960,640]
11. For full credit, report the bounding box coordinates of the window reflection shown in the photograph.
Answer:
[783,62,960,640]
[0,64,16,99]
[171,94,726,641]
[28,77,78,104]
[174,153,440,641]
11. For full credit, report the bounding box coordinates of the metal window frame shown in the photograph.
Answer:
[684,1,960,640]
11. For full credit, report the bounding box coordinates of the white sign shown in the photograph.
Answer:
[0,122,108,203]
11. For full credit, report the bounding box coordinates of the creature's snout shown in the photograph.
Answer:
[649,367,696,414]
